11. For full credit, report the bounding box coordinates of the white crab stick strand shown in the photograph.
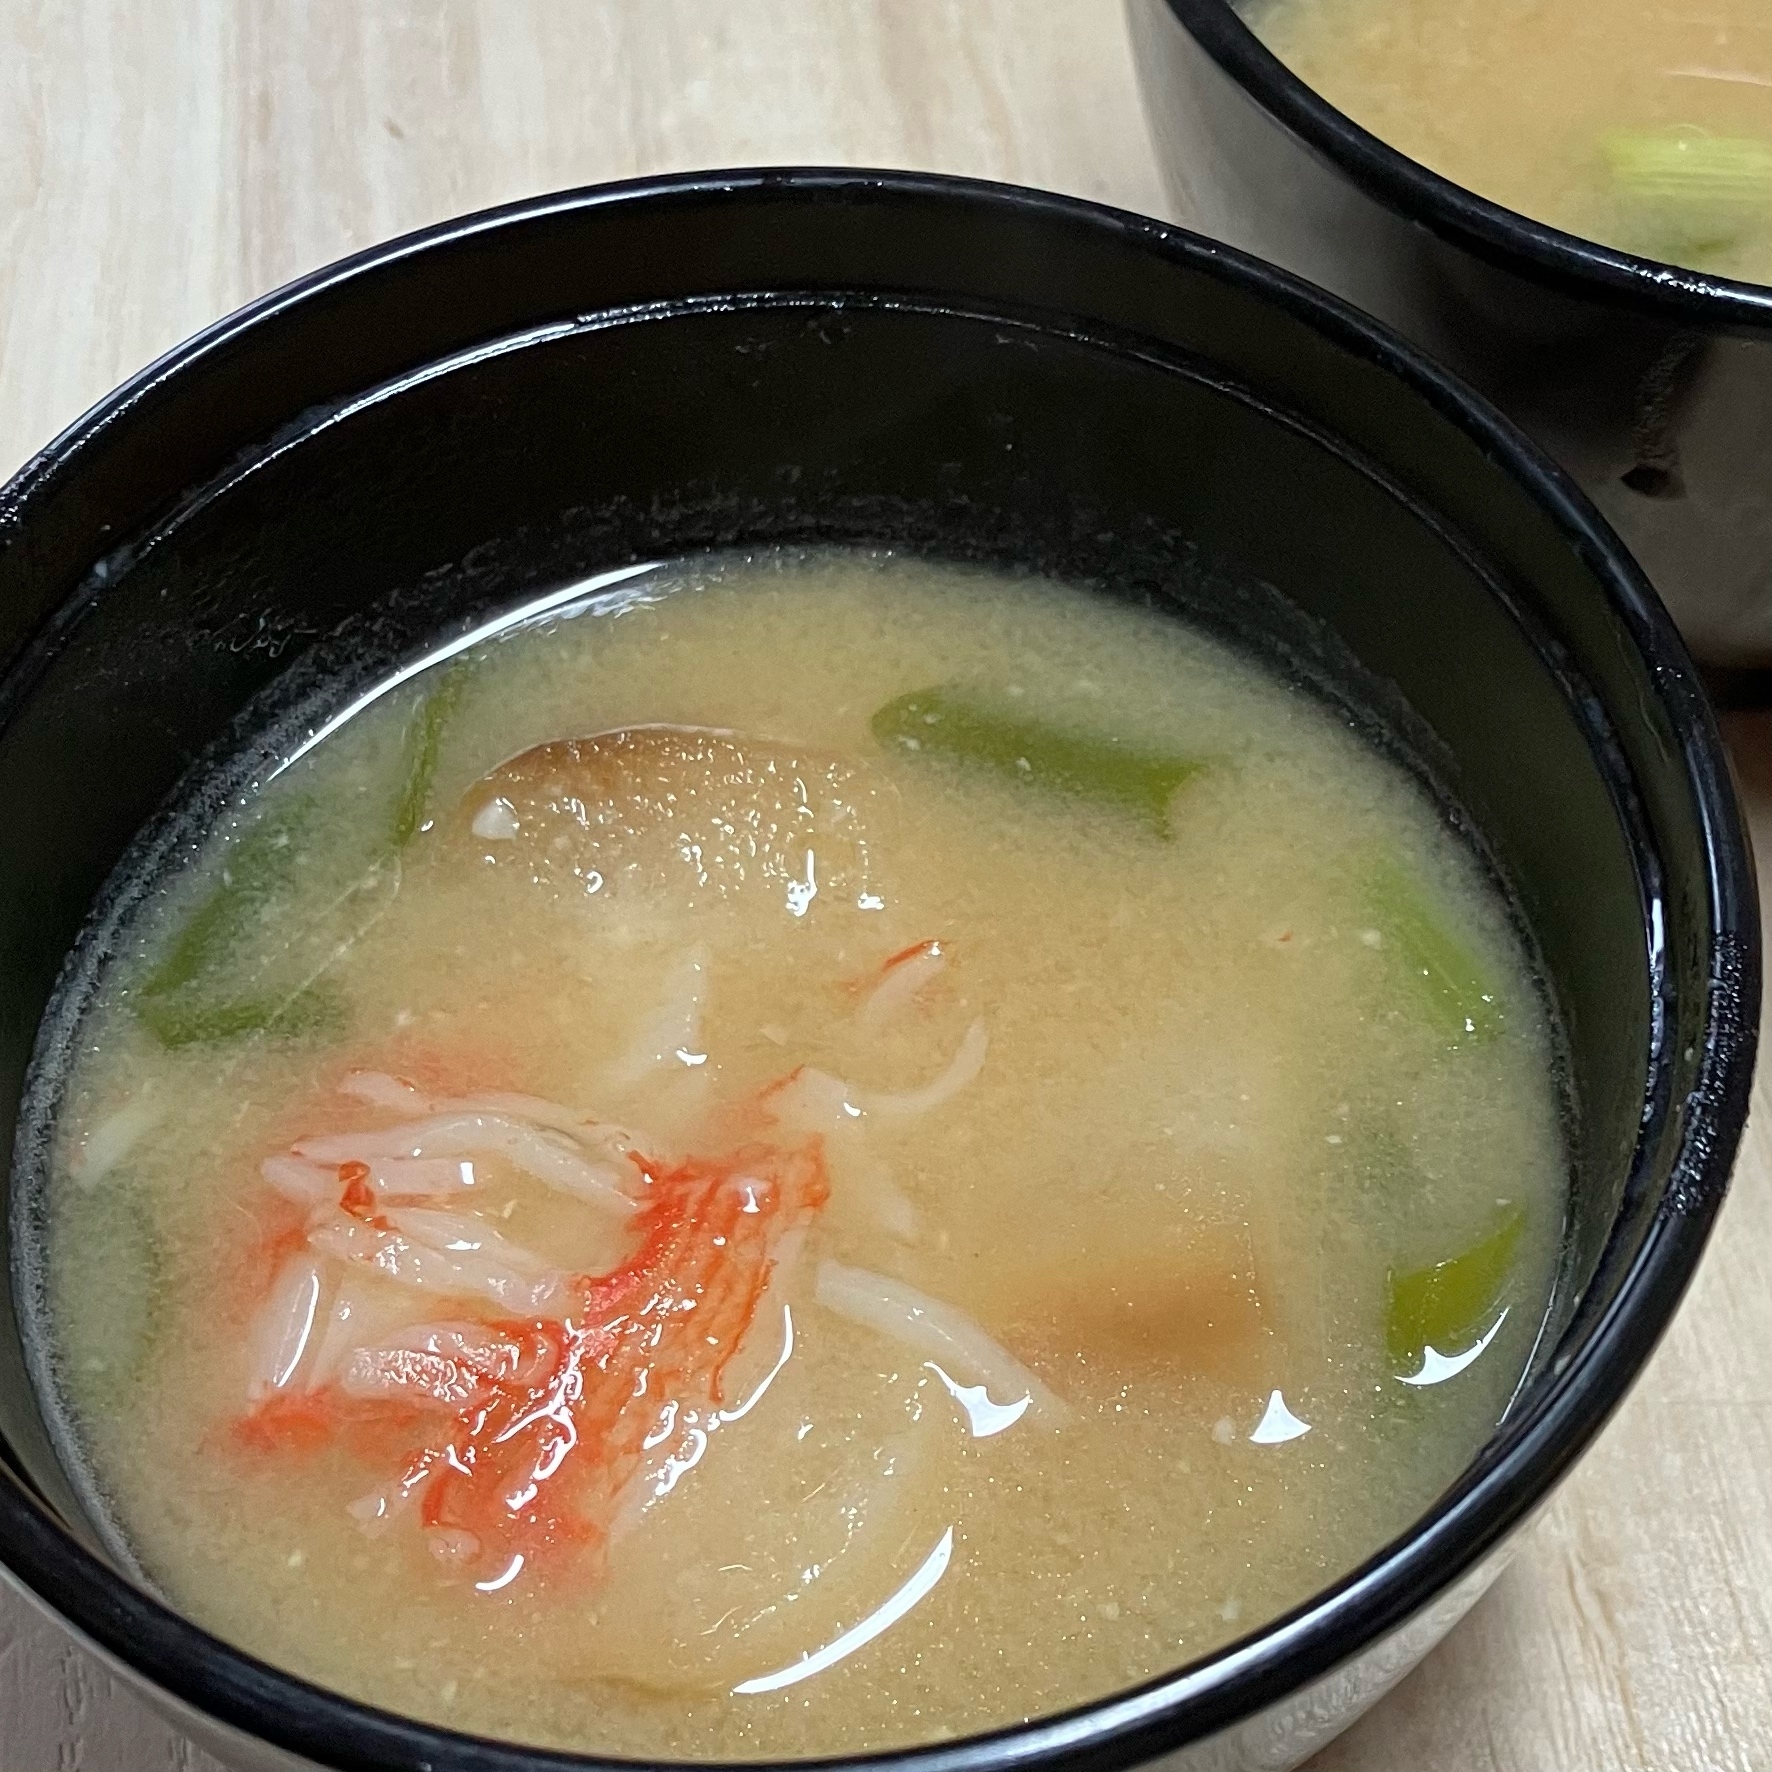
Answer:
[306,1209,572,1315]
[246,1255,327,1400]
[856,943,947,1029]
[363,1156,479,1195]
[813,1259,1068,1424]
[776,1020,990,1135]
[306,1270,456,1391]
[260,1155,341,1207]
[347,1449,445,1536]
[338,1072,640,1157]
[848,1020,988,1119]
[456,1096,639,1159]
[609,944,711,1083]
[339,1322,540,1410]
[294,1112,637,1214]
[769,1067,855,1136]
[382,1205,560,1271]
[262,1153,477,1205]
[337,1071,429,1113]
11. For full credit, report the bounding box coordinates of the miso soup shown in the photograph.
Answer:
[1252,0,1772,284]
[26,550,1566,1760]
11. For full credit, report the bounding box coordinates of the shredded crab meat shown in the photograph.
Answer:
[261,1155,341,1207]
[456,1146,811,1556]
[238,1093,829,1584]
[769,1019,989,1134]
[347,1468,429,1535]
[608,944,711,1083]
[410,1142,822,1576]
[339,1321,558,1410]
[848,1019,988,1119]
[766,1066,856,1136]
[246,1255,328,1399]
[814,1259,1069,1424]
[338,1072,640,1158]
[230,938,998,1591]
[263,1152,475,1205]
[855,940,947,1029]
[305,1208,574,1315]
[307,1273,405,1389]
[294,1112,637,1214]
[381,1206,561,1273]
[607,1226,810,1544]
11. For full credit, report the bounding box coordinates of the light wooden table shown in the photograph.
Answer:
[2,4,1769,1768]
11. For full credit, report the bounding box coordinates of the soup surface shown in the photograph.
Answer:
[1252,0,1772,284]
[32,551,1564,1760]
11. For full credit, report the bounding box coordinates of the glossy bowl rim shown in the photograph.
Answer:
[0,166,1757,1772]
[1151,0,1772,330]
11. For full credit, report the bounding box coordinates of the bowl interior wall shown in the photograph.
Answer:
[0,295,1654,1552]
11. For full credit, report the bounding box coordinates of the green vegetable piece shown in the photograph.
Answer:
[391,662,469,848]
[135,982,345,1049]
[134,800,333,1048]
[1602,127,1772,260]
[1386,1205,1525,1366]
[1365,855,1503,1044]
[871,686,1203,834]
[138,799,315,1002]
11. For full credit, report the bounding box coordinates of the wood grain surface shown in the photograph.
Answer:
[0,3,1767,1768]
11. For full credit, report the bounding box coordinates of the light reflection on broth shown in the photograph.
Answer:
[35,550,1566,1760]
[1250,0,1772,284]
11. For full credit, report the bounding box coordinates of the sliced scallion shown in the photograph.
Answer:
[1386,1205,1525,1367]
[391,662,469,849]
[1602,126,1772,261]
[1364,854,1504,1045]
[871,686,1203,835]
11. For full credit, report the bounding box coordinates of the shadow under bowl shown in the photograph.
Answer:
[0,169,1756,1772]
[1128,0,1772,670]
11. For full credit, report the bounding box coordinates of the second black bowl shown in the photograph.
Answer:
[1129,0,1772,669]
[0,169,1755,1771]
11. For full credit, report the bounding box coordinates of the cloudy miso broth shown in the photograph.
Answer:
[1251,0,1772,283]
[33,551,1564,1760]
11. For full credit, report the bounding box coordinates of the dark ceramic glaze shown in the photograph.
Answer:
[0,171,1755,1771]
[1128,0,1772,668]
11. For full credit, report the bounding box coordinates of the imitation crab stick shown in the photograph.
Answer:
[236,1133,828,1584]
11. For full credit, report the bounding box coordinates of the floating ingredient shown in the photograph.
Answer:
[1365,854,1503,1044]
[1386,1204,1525,1367]
[391,662,470,848]
[870,686,1202,834]
[136,983,345,1049]
[139,800,315,1002]
[1602,127,1772,264]
[135,798,350,1048]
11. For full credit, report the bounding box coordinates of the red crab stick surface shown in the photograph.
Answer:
[235,1126,828,1588]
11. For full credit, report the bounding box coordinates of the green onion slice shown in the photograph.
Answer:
[1364,854,1504,1045]
[871,686,1203,835]
[1386,1204,1525,1367]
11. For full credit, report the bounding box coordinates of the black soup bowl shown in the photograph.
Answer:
[1128,0,1772,669]
[0,170,1756,1772]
